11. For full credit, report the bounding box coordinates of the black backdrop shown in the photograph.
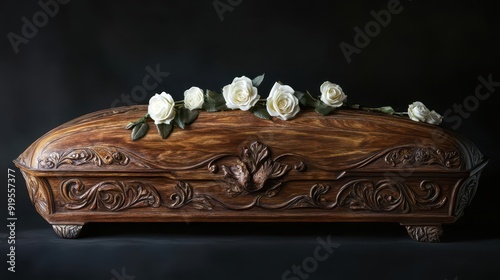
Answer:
[1,1,500,279]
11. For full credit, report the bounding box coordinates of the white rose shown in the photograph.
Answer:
[408,101,430,122]
[222,76,260,111]
[408,101,443,125]
[183,86,204,110]
[266,82,300,120]
[148,92,176,125]
[320,81,347,107]
[426,110,443,125]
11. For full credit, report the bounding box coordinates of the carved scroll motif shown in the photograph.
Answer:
[458,136,484,167]
[38,147,131,169]
[454,174,480,218]
[468,145,484,167]
[165,180,446,213]
[60,179,161,211]
[384,146,461,169]
[166,181,213,210]
[21,171,52,215]
[337,179,446,214]
[165,182,333,211]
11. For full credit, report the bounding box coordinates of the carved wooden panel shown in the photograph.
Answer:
[59,179,161,211]
[337,179,446,213]
[20,171,53,216]
[454,173,481,218]
[384,146,461,168]
[38,147,131,169]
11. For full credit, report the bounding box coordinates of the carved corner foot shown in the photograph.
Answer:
[405,225,443,243]
[52,224,84,239]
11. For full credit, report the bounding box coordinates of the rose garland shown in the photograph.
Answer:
[126,74,443,140]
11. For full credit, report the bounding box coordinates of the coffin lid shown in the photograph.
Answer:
[14,106,485,176]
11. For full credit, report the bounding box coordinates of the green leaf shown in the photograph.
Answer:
[203,101,216,112]
[126,122,137,130]
[204,90,227,112]
[183,108,199,125]
[350,104,360,109]
[379,106,395,115]
[203,90,217,112]
[297,90,319,108]
[315,101,334,116]
[294,91,305,101]
[156,123,173,139]
[206,89,219,100]
[174,113,185,129]
[252,73,265,87]
[174,108,200,129]
[131,122,149,141]
[251,103,272,120]
[126,113,150,130]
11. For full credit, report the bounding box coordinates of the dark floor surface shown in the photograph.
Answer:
[3,220,499,280]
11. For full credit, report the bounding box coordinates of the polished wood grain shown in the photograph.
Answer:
[14,105,488,241]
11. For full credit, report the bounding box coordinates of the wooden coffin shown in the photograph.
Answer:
[14,105,487,242]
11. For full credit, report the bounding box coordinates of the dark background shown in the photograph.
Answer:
[1,0,499,279]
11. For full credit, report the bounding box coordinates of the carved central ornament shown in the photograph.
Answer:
[219,142,304,197]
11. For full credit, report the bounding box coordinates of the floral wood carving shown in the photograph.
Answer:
[336,179,446,214]
[165,180,446,212]
[468,143,484,167]
[405,225,443,242]
[52,225,83,239]
[166,181,213,210]
[165,181,333,210]
[454,174,480,218]
[60,179,161,211]
[57,177,447,213]
[38,147,131,169]
[384,146,461,169]
[20,171,52,215]
[211,142,306,197]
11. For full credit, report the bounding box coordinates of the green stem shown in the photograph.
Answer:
[139,113,149,122]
